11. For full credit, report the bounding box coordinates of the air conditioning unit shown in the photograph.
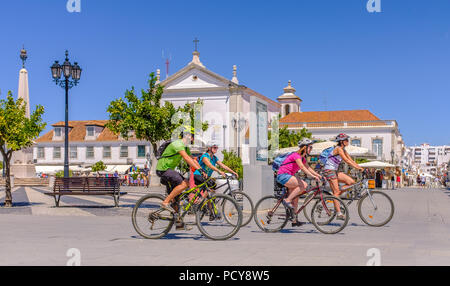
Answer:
[33,159,37,163]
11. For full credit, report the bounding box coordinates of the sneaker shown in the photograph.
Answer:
[175,222,193,231]
[160,203,176,214]
[336,214,346,221]
[282,200,296,220]
[291,220,303,227]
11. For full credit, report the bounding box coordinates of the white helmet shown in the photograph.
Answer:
[206,140,220,148]
[298,138,316,148]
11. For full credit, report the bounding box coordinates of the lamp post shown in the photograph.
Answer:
[51,50,82,178]
[391,150,395,165]
[232,116,246,157]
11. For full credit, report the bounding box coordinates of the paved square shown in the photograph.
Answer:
[0,187,449,265]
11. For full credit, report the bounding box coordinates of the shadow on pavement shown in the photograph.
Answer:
[130,233,240,241]
[54,205,134,209]
[0,202,44,207]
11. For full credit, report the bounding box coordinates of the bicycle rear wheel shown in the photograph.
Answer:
[358,191,394,227]
[311,196,349,234]
[225,191,254,227]
[196,193,242,240]
[254,196,289,233]
[131,194,175,239]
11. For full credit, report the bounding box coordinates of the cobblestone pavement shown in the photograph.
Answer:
[0,187,449,265]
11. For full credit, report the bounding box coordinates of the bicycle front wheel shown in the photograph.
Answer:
[225,191,254,227]
[196,193,242,240]
[311,196,349,234]
[253,196,289,233]
[358,191,394,227]
[131,194,175,239]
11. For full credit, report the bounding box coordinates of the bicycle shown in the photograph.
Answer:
[302,170,395,227]
[131,174,243,240]
[215,173,254,227]
[254,176,349,234]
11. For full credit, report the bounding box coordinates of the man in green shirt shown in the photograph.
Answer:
[156,126,203,214]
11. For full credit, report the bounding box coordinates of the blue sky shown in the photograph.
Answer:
[0,0,449,146]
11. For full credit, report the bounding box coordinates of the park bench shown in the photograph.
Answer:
[44,177,127,207]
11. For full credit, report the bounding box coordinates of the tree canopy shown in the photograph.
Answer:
[0,91,46,207]
[106,73,209,173]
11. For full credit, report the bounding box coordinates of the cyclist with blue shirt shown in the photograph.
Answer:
[193,141,239,187]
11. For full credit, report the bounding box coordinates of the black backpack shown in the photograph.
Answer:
[156,140,173,160]
[156,140,188,160]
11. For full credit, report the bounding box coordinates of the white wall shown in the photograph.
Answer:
[34,142,151,167]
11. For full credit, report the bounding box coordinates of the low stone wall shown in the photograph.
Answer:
[0,177,49,186]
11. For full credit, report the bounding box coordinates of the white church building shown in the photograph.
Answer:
[158,49,280,164]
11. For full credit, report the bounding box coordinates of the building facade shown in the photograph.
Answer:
[278,82,405,163]
[403,144,450,176]
[33,120,151,174]
[159,50,280,164]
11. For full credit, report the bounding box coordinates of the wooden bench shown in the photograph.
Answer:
[44,177,127,207]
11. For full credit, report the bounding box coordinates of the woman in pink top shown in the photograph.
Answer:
[276,139,322,226]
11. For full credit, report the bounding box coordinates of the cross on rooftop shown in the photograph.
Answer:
[193,37,199,51]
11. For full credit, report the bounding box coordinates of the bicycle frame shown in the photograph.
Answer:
[271,179,334,218]
[177,176,216,213]
[214,174,241,196]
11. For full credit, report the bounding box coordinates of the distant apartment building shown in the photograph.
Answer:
[33,120,151,174]
[403,144,450,175]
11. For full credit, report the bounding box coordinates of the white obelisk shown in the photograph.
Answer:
[11,47,36,178]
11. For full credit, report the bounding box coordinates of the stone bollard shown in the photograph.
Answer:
[48,176,55,188]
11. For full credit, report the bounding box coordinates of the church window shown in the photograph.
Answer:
[285,105,290,116]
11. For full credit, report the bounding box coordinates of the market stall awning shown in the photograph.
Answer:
[35,165,64,175]
[274,141,370,157]
[359,161,396,168]
[105,165,132,174]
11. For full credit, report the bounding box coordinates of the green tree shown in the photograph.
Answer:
[91,161,107,173]
[106,73,209,172]
[0,92,46,207]
[55,169,73,178]
[355,158,370,164]
[269,126,312,149]
[221,150,243,179]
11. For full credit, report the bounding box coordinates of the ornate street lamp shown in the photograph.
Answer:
[51,50,82,178]
[232,116,246,157]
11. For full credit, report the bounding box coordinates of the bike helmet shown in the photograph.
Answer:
[298,138,316,148]
[206,140,220,148]
[180,125,195,137]
[335,133,350,142]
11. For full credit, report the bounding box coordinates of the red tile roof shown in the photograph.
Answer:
[280,110,380,123]
[36,120,140,143]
